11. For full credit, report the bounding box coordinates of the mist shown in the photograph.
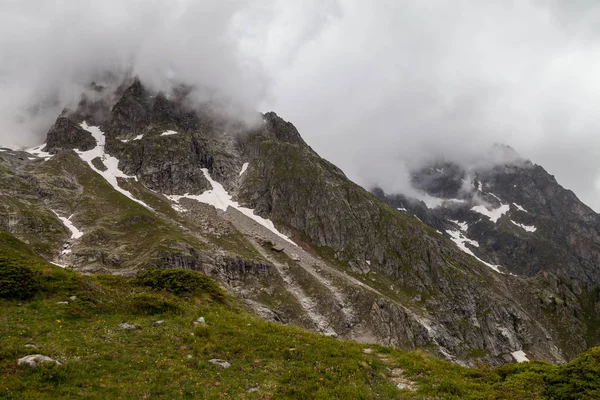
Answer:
[258,1,600,211]
[0,0,273,148]
[2,1,600,211]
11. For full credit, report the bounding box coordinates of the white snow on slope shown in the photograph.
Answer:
[488,192,502,202]
[448,219,468,231]
[24,144,53,160]
[477,181,483,191]
[77,123,152,210]
[511,350,529,363]
[120,134,144,143]
[52,211,83,239]
[239,162,249,176]
[168,168,297,246]
[471,204,510,223]
[161,130,178,136]
[397,206,407,212]
[513,203,528,212]
[510,220,537,232]
[51,262,66,269]
[446,229,503,273]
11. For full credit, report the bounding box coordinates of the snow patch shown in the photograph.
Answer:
[512,350,529,363]
[239,162,249,176]
[52,211,83,239]
[24,144,53,160]
[397,206,407,212]
[488,192,502,202]
[77,123,152,210]
[477,181,483,191]
[161,130,178,136]
[168,168,296,246]
[471,204,510,223]
[446,229,503,273]
[510,220,537,232]
[120,134,144,143]
[513,203,528,213]
[448,219,468,231]
[50,262,66,269]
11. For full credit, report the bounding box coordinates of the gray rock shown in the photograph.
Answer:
[17,354,62,368]
[116,323,138,330]
[209,359,231,368]
[55,301,69,305]
[44,116,96,154]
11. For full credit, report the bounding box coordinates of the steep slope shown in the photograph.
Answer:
[1,80,595,365]
[374,149,600,349]
[3,261,600,399]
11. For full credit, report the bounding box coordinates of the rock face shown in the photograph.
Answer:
[17,354,62,367]
[4,78,599,366]
[44,117,96,153]
[374,154,600,350]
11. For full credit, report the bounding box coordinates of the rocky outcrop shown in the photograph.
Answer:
[17,354,62,367]
[44,117,96,153]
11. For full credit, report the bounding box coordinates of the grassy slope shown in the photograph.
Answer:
[0,234,599,400]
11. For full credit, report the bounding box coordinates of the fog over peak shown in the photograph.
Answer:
[2,1,600,211]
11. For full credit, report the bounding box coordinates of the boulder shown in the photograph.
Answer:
[209,359,231,368]
[17,354,61,368]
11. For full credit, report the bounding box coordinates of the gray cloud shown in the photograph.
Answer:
[2,1,600,211]
[0,0,273,147]
[260,1,600,211]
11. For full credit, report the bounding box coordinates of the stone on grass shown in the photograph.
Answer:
[116,323,138,330]
[18,354,61,368]
[209,359,231,368]
[55,301,69,305]
[193,316,206,326]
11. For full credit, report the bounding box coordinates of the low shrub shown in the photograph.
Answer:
[0,260,40,300]
[135,268,224,300]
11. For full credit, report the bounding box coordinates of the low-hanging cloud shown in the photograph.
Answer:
[260,0,600,211]
[2,1,600,212]
[0,0,275,148]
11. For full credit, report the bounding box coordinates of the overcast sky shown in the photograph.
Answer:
[1,1,600,211]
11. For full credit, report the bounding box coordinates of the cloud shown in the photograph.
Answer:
[2,1,600,212]
[0,0,272,148]
[260,1,600,211]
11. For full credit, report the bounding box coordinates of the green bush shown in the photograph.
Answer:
[0,260,40,299]
[545,347,600,399]
[135,268,224,299]
[131,293,182,316]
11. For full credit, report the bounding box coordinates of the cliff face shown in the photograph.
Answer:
[3,80,598,366]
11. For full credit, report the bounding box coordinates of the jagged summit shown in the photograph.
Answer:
[375,154,600,282]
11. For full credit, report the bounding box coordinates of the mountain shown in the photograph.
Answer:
[1,78,598,367]
[374,146,600,352]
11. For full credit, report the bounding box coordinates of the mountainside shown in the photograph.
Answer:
[374,148,600,351]
[2,256,600,399]
[1,79,598,368]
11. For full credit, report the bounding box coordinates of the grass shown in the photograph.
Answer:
[1,238,599,399]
